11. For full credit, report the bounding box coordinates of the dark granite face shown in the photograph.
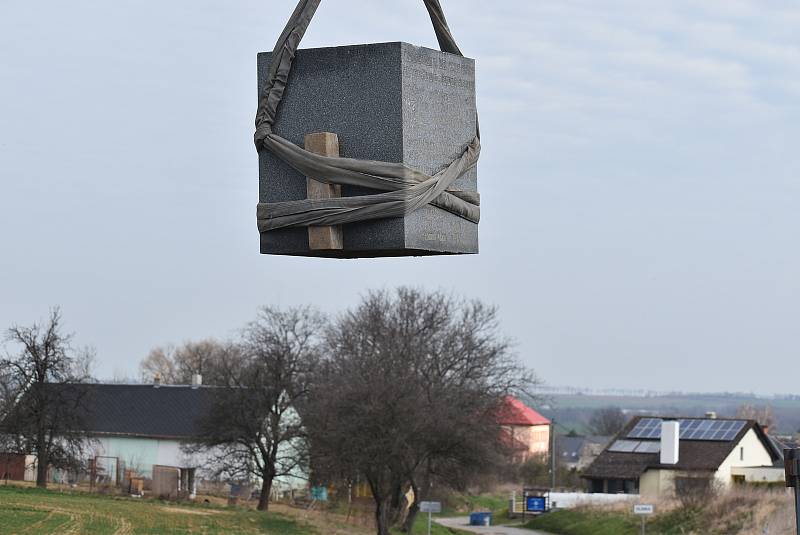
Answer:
[257,42,478,258]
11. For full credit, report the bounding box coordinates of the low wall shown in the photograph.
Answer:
[511,491,637,513]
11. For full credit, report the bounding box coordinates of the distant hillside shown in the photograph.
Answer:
[529,387,800,436]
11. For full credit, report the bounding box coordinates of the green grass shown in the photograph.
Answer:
[525,509,639,535]
[447,492,509,517]
[525,507,705,535]
[0,485,316,535]
[389,514,472,535]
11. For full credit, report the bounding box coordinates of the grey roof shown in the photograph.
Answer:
[557,435,586,458]
[769,435,798,467]
[582,416,780,480]
[557,435,609,458]
[64,383,219,440]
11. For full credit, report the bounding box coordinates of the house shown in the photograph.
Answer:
[1,378,216,497]
[496,396,551,462]
[2,378,309,498]
[582,416,783,497]
[555,434,609,471]
[75,380,215,480]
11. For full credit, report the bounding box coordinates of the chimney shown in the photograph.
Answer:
[153,373,161,387]
[705,411,717,419]
[191,374,202,388]
[660,420,679,465]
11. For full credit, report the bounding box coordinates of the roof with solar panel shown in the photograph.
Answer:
[582,415,781,480]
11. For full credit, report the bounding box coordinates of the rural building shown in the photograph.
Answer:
[582,416,783,497]
[1,378,308,499]
[76,380,215,482]
[496,396,551,461]
[555,435,609,471]
[0,379,215,497]
[0,453,37,482]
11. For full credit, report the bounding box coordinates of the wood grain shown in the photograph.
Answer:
[304,132,343,250]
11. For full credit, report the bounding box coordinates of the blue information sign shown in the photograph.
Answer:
[526,496,546,512]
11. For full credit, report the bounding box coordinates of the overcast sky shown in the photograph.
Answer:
[1,0,798,394]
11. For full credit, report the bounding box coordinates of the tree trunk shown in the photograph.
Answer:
[35,449,48,488]
[374,496,392,535]
[402,481,420,534]
[257,476,273,511]
[388,482,406,527]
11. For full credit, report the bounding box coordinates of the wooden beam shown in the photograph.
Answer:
[304,132,344,250]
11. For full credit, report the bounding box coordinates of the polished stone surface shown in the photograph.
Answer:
[258,42,478,258]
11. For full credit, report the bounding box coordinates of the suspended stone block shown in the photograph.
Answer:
[257,42,479,258]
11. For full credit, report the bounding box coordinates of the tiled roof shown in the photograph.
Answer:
[557,435,610,458]
[496,396,550,426]
[582,416,779,480]
[52,383,218,440]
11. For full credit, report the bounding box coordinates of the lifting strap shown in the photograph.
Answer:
[254,0,480,232]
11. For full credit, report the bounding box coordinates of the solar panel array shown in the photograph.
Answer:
[608,439,661,454]
[627,418,746,442]
[608,440,639,453]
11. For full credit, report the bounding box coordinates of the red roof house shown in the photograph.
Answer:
[496,396,551,462]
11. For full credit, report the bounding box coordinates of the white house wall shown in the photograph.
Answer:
[91,437,191,479]
[639,429,774,497]
[714,429,774,487]
[89,436,307,490]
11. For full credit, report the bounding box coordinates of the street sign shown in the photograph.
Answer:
[420,501,442,535]
[634,504,654,535]
[526,496,547,512]
[420,501,442,513]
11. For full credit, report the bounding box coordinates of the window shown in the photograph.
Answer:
[606,478,639,494]
[740,447,744,461]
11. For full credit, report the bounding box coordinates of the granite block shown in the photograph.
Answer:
[258,42,478,258]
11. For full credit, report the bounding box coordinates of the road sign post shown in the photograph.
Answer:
[633,504,654,535]
[784,448,800,534]
[420,501,442,535]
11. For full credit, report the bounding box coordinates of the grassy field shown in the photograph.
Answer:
[0,484,472,535]
[0,485,317,535]
[525,508,697,535]
[525,488,795,535]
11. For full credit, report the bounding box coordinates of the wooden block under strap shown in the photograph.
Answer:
[304,132,343,250]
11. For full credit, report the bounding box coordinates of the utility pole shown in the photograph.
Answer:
[785,448,800,534]
[550,418,556,490]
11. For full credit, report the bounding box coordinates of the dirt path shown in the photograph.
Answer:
[435,516,551,535]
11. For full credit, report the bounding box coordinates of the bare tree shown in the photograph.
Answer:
[736,404,776,429]
[139,345,179,383]
[0,365,18,452]
[192,307,323,511]
[139,339,231,385]
[0,308,92,488]
[172,339,230,385]
[587,406,627,436]
[305,288,533,535]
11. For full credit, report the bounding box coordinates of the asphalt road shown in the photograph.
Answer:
[434,516,551,535]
